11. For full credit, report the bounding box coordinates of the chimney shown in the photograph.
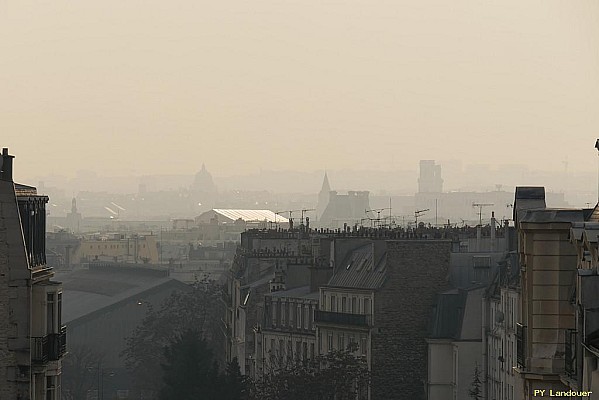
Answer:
[0,148,14,182]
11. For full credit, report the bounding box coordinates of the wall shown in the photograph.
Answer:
[0,179,32,399]
[371,240,451,400]
[426,341,453,400]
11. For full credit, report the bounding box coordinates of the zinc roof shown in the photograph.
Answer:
[213,209,289,223]
[326,244,386,290]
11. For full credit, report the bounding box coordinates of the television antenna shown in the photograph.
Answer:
[472,203,494,225]
[414,209,429,225]
[366,208,391,228]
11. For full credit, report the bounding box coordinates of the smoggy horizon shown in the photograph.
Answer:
[3,0,599,182]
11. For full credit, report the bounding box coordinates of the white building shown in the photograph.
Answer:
[427,287,484,400]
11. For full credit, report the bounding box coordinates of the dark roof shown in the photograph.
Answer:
[585,204,599,222]
[326,243,386,290]
[520,208,584,224]
[428,289,467,339]
[269,285,319,300]
[515,186,545,200]
[57,267,189,325]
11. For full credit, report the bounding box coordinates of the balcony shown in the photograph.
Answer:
[31,326,67,363]
[565,329,577,378]
[516,323,526,369]
[314,310,371,327]
[31,336,49,363]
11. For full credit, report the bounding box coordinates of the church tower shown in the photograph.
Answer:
[317,172,331,221]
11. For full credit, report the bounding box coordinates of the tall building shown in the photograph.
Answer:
[514,190,582,398]
[0,148,66,399]
[418,160,443,193]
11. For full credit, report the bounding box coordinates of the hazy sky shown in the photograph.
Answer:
[2,0,599,182]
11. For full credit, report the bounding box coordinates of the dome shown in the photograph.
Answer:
[191,164,217,193]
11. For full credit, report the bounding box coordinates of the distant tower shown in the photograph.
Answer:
[317,172,331,220]
[65,197,82,233]
[418,160,443,193]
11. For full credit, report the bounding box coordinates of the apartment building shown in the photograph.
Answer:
[0,148,66,399]
[515,203,582,398]
[255,286,319,377]
[483,252,522,400]
[427,286,484,400]
[565,221,599,398]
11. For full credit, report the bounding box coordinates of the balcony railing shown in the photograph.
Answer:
[314,310,371,327]
[516,323,526,369]
[31,326,67,363]
[565,329,577,378]
[31,336,49,363]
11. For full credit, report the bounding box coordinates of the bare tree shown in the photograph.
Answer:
[121,277,225,397]
[61,345,104,400]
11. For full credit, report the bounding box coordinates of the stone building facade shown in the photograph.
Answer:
[0,148,66,400]
[256,286,319,377]
[515,208,582,399]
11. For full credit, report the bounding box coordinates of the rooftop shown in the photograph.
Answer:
[57,265,188,324]
[326,243,387,290]
[269,285,319,300]
[520,208,584,224]
[212,209,289,223]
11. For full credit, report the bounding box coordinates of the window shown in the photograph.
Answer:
[46,376,56,400]
[47,293,56,334]
[288,340,293,360]
[318,333,322,353]
[271,301,278,327]
[279,340,284,359]
[297,305,302,328]
[289,303,294,327]
[310,343,315,359]
[304,307,309,330]
[302,342,308,360]
[296,341,301,359]
[57,293,62,329]
[351,297,357,313]
[363,298,371,315]
[281,302,286,325]
[341,297,347,312]
[338,334,345,351]
[361,337,367,356]
[331,296,336,312]
[328,333,333,352]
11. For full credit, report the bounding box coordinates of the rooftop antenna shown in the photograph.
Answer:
[366,208,391,228]
[472,202,493,225]
[300,208,315,226]
[414,209,429,225]
[276,210,302,228]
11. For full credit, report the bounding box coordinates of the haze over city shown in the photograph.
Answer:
[3,0,599,184]
[5,1,599,400]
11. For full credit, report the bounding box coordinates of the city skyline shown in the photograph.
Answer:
[3,0,599,180]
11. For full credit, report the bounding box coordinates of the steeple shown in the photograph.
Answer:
[317,172,332,222]
[320,172,331,194]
